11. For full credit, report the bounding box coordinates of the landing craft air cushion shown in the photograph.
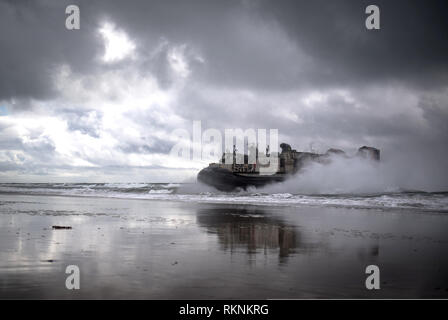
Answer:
[197,143,380,191]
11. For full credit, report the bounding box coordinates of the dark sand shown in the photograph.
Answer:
[1,194,448,299]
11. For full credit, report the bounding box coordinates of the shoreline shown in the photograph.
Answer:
[1,191,447,214]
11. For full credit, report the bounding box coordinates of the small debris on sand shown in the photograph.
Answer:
[52,226,72,230]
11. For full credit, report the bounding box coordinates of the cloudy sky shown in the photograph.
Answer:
[0,0,447,185]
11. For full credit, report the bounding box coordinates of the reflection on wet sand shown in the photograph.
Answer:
[196,206,300,262]
[1,195,448,298]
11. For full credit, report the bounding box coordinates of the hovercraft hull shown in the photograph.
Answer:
[197,166,286,191]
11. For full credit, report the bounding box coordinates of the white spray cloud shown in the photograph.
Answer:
[261,153,448,195]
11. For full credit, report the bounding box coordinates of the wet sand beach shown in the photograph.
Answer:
[1,193,448,299]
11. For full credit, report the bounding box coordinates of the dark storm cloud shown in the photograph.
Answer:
[0,0,101,100]
[2,0,447,101]
[0,0,313,98]
[81,0,448,90]
[87,0,315,90]
[259,0,448,88]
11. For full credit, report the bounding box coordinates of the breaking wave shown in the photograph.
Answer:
[0,182,447,213]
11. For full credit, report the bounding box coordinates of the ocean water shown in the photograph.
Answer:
[0,182,447,213]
